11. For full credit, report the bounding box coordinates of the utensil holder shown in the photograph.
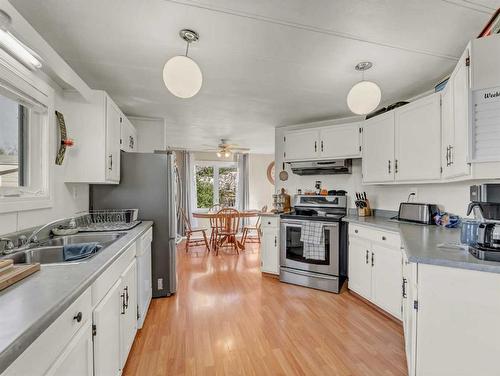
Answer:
[358,200,372,217]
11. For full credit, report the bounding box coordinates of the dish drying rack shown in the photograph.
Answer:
[77,209,141,232]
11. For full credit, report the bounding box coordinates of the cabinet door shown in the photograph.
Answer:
[319,123,361,158]
[284,129,319,161]
[93,279,121,376]
[261,227,279,274]
[441,80,455,179]
[106,99,122,182]
[450,47,471,178]
[371,242,402,319]
[402,256,417,376]
[347,236,372,300]
[362,112,395,183]
[395,94,441,182]
[45,321,93,376]
[120,259,138,369]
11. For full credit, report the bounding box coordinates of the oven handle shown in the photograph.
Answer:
[281,220,338,227]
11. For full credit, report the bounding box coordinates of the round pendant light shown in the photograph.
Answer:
[163,29,202,99]
[347,62,381,115]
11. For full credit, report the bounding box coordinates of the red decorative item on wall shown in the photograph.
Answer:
[55,110,74,165]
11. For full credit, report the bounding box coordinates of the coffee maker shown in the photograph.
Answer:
[467,185,500,261]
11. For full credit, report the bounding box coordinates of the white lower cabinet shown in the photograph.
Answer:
[45,321,94,376]
[348,224,402,320]
[2,229,153,376]
[119,259,138,369]
[260,216,280,275]
[402,254,417,376]
[93,279,122,376]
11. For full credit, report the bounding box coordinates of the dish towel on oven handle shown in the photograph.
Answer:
[300,221,325,260]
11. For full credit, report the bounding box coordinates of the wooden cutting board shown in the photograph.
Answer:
[0,263,40,292]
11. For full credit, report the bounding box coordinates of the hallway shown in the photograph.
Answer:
[123,243,406,375]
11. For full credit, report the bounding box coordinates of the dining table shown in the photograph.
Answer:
[193,210,262,252]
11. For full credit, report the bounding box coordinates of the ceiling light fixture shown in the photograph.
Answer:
[347,62,381,115]
[163,29,202,99]
[0,10,42,70]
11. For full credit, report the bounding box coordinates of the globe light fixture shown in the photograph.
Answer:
[163,29,202,99]
[347,62,381,115]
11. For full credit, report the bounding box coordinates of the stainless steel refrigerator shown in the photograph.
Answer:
[90,151,177,297]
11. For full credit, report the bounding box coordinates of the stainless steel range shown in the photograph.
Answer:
[280,195,348,293]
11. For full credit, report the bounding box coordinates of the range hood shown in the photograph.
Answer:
[289,159,352,175]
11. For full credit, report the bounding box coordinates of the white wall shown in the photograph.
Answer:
[0,91,89,235]
[248,154,274,211]
[129,117,166,153]
[275,127,491,217]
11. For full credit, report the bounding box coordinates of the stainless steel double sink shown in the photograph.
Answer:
[3,232,126,265]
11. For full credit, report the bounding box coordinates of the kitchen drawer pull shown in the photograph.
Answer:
[371,252,374,267]
[365,250,369,264]
[382,236,386,241]
[124,286,129,309]
[388,160,391,174]
[355,229,359,234]
[274,236,277,247]
[108,154,113,170]
[73,312,83,323]
[121,292,126,314]
[320,140,324,152]
[314,141,317,152]
[402,277,408,298]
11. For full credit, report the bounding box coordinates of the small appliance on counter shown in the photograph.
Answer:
[467,184,500,261]
[392,202,439,225]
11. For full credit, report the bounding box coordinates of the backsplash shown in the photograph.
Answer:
[277,158,485,217]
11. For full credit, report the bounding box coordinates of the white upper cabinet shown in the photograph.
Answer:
[120,117,138,153]
[283,122,361,161]
[394,93,441,182]
[362,112,395,183]
[319,123,361,159]
[442,47,471,179]
[64,90,128,184]
[283,129,319,161]
[106,99,122,182]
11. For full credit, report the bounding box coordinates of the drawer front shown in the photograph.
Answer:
[91,242,136,307]
[4,288,92,376]
[349,224,401,248]
[261,216,279,228]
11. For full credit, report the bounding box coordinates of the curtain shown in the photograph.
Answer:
[237,153,249,224]
[177,150,197,236]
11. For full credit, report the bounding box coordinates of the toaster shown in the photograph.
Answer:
[397,203,439,225]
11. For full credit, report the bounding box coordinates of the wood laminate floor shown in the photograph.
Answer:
[123,242,407,376]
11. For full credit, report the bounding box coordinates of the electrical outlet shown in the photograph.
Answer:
[409,187,418,201]
[157,278,163,290]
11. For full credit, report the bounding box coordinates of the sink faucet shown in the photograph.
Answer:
[25,217,76,246]
[0,238,15,255]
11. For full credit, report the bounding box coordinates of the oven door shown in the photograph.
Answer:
[280,219,339,276]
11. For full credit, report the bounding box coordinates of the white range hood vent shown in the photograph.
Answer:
[289,159,352,176]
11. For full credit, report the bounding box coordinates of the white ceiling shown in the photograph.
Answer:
[10,0,498,153]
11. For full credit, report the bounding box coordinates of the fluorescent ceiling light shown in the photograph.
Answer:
[0,29,42,69]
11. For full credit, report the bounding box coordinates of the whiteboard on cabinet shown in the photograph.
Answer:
[471,86,500,162]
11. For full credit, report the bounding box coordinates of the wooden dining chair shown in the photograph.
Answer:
[180,208,210,253]
[214,208,240,255]
[208,204,223,251]
[241,205,267,246]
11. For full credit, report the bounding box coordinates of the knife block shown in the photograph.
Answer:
[358,200,372,217]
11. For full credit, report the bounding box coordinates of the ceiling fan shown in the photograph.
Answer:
[202,139,250,158]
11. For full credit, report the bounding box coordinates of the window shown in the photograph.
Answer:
[195,161,238,210]
[0,95,28,188]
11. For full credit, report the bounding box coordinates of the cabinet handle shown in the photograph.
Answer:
[449,146,453,165]
[129,136,134,149]
[445,146,450,167]
[73,312,83,323]
[274,236,277,247]
[394,160,398,174]
[388,160,391,174]
[109,154,113,170]
[382,236,386,241]
[314,141,317,152]
[402,277,408,298]
[365,250,369,264]
[320,140,324,152]
[120,292,126,314]
[124,286,129,309]
[371,252,374,267]
[355,229,358,234]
